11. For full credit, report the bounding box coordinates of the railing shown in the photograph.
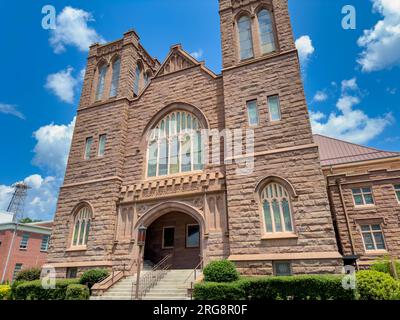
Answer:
[132,254,172,300]
[186,256,204,300]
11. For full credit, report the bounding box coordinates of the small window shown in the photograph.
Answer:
[71,206,92,247]
[361,224,386,251]
[84,137,93,160]
[246,100,259,126]
[274,262,292,276]
[20,233,30,249]
[41,235,50,252]
[268,95,281,121]
[13,263,23,281]
[110,58,121,97]
[162,227,175,249]
[352,187,374,206]
[134,64,142,96]
[186,224,200,248]
[394,184,400,203]
[98,134,107,157]
[95,65,108,101]
[66,267,78,279]
[238,15,254,60]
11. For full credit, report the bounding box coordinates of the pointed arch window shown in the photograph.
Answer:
[147,111,204,178]
[71,206,92,247]
[257,9,276,55]
[261,183,293,233]
[110,58,121,97]
[96,64,108,101]
[134,64,142,96]
[238,15,254,60]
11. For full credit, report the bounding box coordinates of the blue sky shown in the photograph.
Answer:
[0,0,399,220]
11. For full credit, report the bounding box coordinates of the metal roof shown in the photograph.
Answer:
[314,134,400,166]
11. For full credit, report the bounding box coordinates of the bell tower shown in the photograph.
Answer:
[219,0,342,274]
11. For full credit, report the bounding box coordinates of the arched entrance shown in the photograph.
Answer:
[134,201,205,270]
[143,212,201,269]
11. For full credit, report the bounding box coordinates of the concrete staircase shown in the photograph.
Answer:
[91,265,201,300]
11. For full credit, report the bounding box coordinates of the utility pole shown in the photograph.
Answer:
[1,182,30,283]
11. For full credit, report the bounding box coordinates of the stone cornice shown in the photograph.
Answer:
[229,251,342,262]
[61,176,123,189]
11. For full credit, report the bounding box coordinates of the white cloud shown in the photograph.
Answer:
[24,174,44,190]
[341,78,358,92]
[190,49,204,60]
[45,67,83,104]
[0,185,14,212]
[310,78,393,144]
[32,117,76,175]
[357,0,400,72]
[386,87,397,95]
[295,35,315,64]
[0,103,25,120]
[49,6,105,54]
[313,91,328,103]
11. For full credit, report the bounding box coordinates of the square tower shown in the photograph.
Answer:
[220,0,343,274]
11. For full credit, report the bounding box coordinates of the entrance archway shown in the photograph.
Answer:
[143,212,201,269]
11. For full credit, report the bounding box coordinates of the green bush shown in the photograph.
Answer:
[356,270,400,300]
[194,275,355,300]
[65,284,90,300]
[79,269,109,289]
[15,268,41,282]
[0,285,11,300]
[203,260,239,283]
[371,257,400,278]
[13,279,79,300]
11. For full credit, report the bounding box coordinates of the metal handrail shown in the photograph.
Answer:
[132,254,172,300]
[185,256,204,283]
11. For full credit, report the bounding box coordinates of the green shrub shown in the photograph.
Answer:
[79,269,109,289]
[15,268,41,282]
[0,285,11,300]
[65,284,90,300]
[13,279,79,300]
[194,275,356,300]
[203,260,239,283]
[194,280,246,300]
[370,257,400,278]
[356,270,400,300]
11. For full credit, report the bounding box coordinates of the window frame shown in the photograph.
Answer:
[98,134,107,157]
[109,57,121,98]
[162,226,175,249]
[70,206,92,249]
[256,8,277,56]
[359,224,387,252]
[267,95,282,122]
[133,63,143,96]
[237,14,254,61]
[352,187,375,207]
[19,233,30,250]
[394,184,400,203]
[273,261,292,276]
[84,137,93,160]
[246,100,259,127]
[95,64,108,101]
[12,263,23,281]
[186,224,200,248]
[145,110,204,179]
[40,235,50,252]
[260,182,295,235]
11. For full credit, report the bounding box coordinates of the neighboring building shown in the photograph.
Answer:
[315,134,400,268]
[48,0,344,278]
[0,217,52,283]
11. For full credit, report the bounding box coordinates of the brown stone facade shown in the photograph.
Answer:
[47,0,343,277]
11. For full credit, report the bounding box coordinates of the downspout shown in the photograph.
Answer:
[335,179,357,258]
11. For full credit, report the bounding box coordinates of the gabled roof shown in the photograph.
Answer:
[314,134,400,166]
[154,44,217,79]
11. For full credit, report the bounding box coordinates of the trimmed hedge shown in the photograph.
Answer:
[79,269,109,289]
[356,270,400,300]
[370,258,400,278]
[194,275,355,300]
[13,279,80,300]
[65,284,90,300]
[203,260,239,283]
[15,268,41,282]
[0,285,11,300]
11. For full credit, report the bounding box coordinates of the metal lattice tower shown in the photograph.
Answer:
[6,182,30,222]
